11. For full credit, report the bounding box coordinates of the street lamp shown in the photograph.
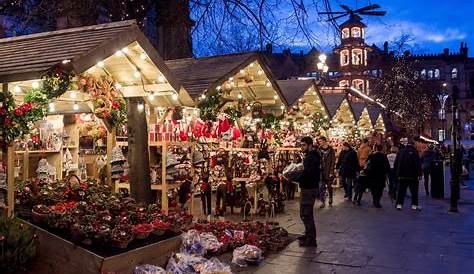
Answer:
[316,53,329,79]
[437,83,449,142]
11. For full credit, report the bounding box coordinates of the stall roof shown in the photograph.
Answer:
[0,20,181,94]
[350,101,366,121]
[321,93,347,117]
[276,79,313,106]
[165,52,289,106]
[367,106,381,124]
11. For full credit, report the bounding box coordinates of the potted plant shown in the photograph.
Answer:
[111,228,134,249]
[151,219,170,236]
[132,224,153,240]
[31,204,50,224]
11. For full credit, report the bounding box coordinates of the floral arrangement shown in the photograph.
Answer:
[79,120,107,140]
[198,93,223,122]
[0,90,49,147]
[189,220,289,254]
[77,75,127,128]
[311,112,330,131]
[14,177,188,250]
[42,66,73,99]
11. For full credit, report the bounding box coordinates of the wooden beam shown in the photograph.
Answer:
[7,145,14,216]
[121,83,174,97]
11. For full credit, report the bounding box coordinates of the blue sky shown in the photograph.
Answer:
[278,0,474,56]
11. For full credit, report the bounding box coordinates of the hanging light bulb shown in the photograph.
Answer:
[97,61,105,67]
[240,69,245,74]
[62,59,71,64]
[70,91,77,99]
[49,102,55,112]
[121,47,129,53]
[216,85,221,91]
[172,93,178,101]
[201,94,206,100]
[115,83,122,89]
[137,102,144,112]
[273,95,278,100]
[32,81,39,89]
[249,63,255,67]
[319,54,327,63]
[134,71,141,78]
[237,93,243,99]
[158,75,165,83]
[280,105,285,110]
[115,50,123,56]
[246,105,251,111]
[148,92,155,101]
[140,53,147,60]
[73,102,79,111]
[265,81,271,87]
[257,70,264,75]
[13,85,21,93]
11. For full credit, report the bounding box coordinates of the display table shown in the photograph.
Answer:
[22,220,181,274]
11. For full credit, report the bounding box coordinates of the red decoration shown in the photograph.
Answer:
[231,126,241,140]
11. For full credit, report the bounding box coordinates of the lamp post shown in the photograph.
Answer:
[438,83,449,142]
[449,85,461,213]
[316,54,329,79]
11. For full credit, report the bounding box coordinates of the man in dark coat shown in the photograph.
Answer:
[336,142,360,200]
[317,136,336,208]
[366,145,390,208]
[395,139,422,210]
[294,136,320,247]
[421,144,438,196]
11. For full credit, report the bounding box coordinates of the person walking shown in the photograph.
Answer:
[366,145,390,208]
[294,136,320,247]
[421,144,438,196]
[200,175,212,216]
[387,146,399,202]
[395,139,422,210]
[357,138,372,169]
[336,142,360,201]
[317,136,336,208]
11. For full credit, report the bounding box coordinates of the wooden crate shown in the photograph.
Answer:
[23,221,181,274]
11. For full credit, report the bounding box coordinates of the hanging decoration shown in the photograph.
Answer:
[223,106,242,124]
[77,75,127,128]
[42,66,74,99]
[198,93,223,122]
[261,113,282,130]
[0,90,49,147]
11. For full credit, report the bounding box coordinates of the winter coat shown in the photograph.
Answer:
[319,146,336,181]
[295,149,321,190]
[357,144,372,168]
[366,152,390,181]
[336,148,360,178]
[394,145,422,180]
[421,149,439,170]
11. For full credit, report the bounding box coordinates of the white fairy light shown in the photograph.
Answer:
[273,95,278,100]
[140,53,147,60]
[266,81,271,87]
[115,50,123,56]
[280,105,285,110]
[73,102,79,111]
[115,83,122,89]
[172,93,178,101]
[49,102,55,112]
[158,75,165,83]
[148,92,155,101]
[70,91,77,99]
[13,85,21,93]
[97,61,105,67]
[134,71,141,78]
[237,93,243,99]
[32,81,40,89]
[121,47,129,53]
[257,70,264,75]
[137,102,144,112]
[201,94,206,100]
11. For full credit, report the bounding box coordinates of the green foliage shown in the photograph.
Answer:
[42,66,73,99]
[0,215,38,274]
[261,113,282,130]
[223,106,242,124]
[198,93,222,122]
[311,112,330,131]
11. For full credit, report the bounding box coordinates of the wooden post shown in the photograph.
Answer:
[106,127,116,187]
[190,143,195,216]
[127,98,153,204]
[7,144,14,216]
[161,143,168,212]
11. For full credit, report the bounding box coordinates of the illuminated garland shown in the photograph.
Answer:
[42,66,73,99]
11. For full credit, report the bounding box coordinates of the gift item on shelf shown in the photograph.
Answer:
[36,158,56,181]
[110,146,126,179]
[63,148,77,175]
[133,264,166,274]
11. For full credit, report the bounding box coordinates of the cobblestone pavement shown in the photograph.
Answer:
[218,173,474,274]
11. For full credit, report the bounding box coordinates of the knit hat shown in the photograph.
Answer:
[111,147,126,164]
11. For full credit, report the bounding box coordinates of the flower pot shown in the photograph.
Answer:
[135,231,151,240]
[31,210,48,224]
[112,238,133,249]
[152,229,166,236]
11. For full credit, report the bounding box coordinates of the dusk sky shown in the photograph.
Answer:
[313,0,474,56]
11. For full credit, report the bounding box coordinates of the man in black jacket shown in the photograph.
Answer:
[395,139,422,210]
[295,136,320,247]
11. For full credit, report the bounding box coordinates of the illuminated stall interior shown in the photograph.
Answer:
[351,102,373,138]
[277,79,330,136]
[322,94,356,139]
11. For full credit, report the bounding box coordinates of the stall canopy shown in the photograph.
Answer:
[0,20,194,108]
[165,52,288,113]
[277,79,330,118]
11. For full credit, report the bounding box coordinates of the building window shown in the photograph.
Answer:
[414,71,419,79]
[421,69,426,79]
[428,70,433,79]
[378,69,382,77]
[339,80,349,87]
[452,67,458,80]
[439,108,446,120]
[434,69,440,79]
[342,28,350,39]
[351,27,361,38]
[340,50,350,66]
[352,79,364,91]
[352,49,363,65]
[438,129,445,142]
[366,80,370,94]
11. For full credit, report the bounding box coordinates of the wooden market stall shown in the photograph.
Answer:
[351,101,374,138]
[321,93,357,140]
[277,79,331,138]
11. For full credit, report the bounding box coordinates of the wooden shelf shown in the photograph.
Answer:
[151,183,180,190]
[15,150,61,154]
[275,147,301,151]
[116,141,128,147]
[149,141,195,147]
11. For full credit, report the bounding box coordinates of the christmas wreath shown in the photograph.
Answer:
[42,66,73,99]
[77,75,127,128]
[198,93,223,122]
